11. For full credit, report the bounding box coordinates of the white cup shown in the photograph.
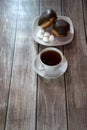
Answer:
[39,47,64,74]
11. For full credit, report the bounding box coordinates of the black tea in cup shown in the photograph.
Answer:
[40,50,62,66]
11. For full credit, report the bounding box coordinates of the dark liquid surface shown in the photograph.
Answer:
[41,50,62,66]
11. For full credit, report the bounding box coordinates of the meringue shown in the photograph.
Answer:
[43,36,49,42]
[49,35,54,41]
[37,29,55,43]
[37,32,44,39]
[44,32,50,37]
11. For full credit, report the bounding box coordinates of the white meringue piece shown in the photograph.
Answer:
[43,36,49,42]
[49,35,54,41]
[44,32,50,37]
[37,32,44,39]
[39,28,45,34]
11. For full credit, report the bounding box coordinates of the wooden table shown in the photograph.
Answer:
[0,0,87,130]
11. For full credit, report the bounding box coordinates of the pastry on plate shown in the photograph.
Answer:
[52,19,70,37]
[38,9,57,28]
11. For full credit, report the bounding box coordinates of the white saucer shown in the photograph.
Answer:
[34,55,68,79]
[32,16,74,46]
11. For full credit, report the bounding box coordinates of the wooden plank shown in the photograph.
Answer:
[0,0,18,130]
[5,0,39,130]
[37,0,67,130]
[62,0,87,130]
[83,0,87,37]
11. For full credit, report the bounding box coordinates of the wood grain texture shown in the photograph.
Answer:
[0,0,18,130]
[5,0,39,130]
[83,0,87,38]
[37,0,67,130]
[62,0,87,130]
[0,0,87,130]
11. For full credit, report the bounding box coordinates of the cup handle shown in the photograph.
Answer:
[39,64,45,71]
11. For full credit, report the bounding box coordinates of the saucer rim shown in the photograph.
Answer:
[34,54,68,79]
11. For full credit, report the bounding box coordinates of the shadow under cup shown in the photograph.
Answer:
[39,47,63,73]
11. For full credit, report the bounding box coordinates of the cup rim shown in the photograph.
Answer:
[39,47,63,67]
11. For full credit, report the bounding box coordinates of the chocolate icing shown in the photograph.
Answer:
[38,9,57,25]
[53,19,70,36]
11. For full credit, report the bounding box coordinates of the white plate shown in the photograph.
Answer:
[32,16,74,46]
[34,55,68,79]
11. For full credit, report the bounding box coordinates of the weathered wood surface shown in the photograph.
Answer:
[0,0,18,130]
[5,0,39,130]
[83,0,87,36]
[62,0,87,130]
[0,0,87,130]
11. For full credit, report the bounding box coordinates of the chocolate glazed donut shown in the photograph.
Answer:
[52,19,70,37]
[38,9,57,28]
